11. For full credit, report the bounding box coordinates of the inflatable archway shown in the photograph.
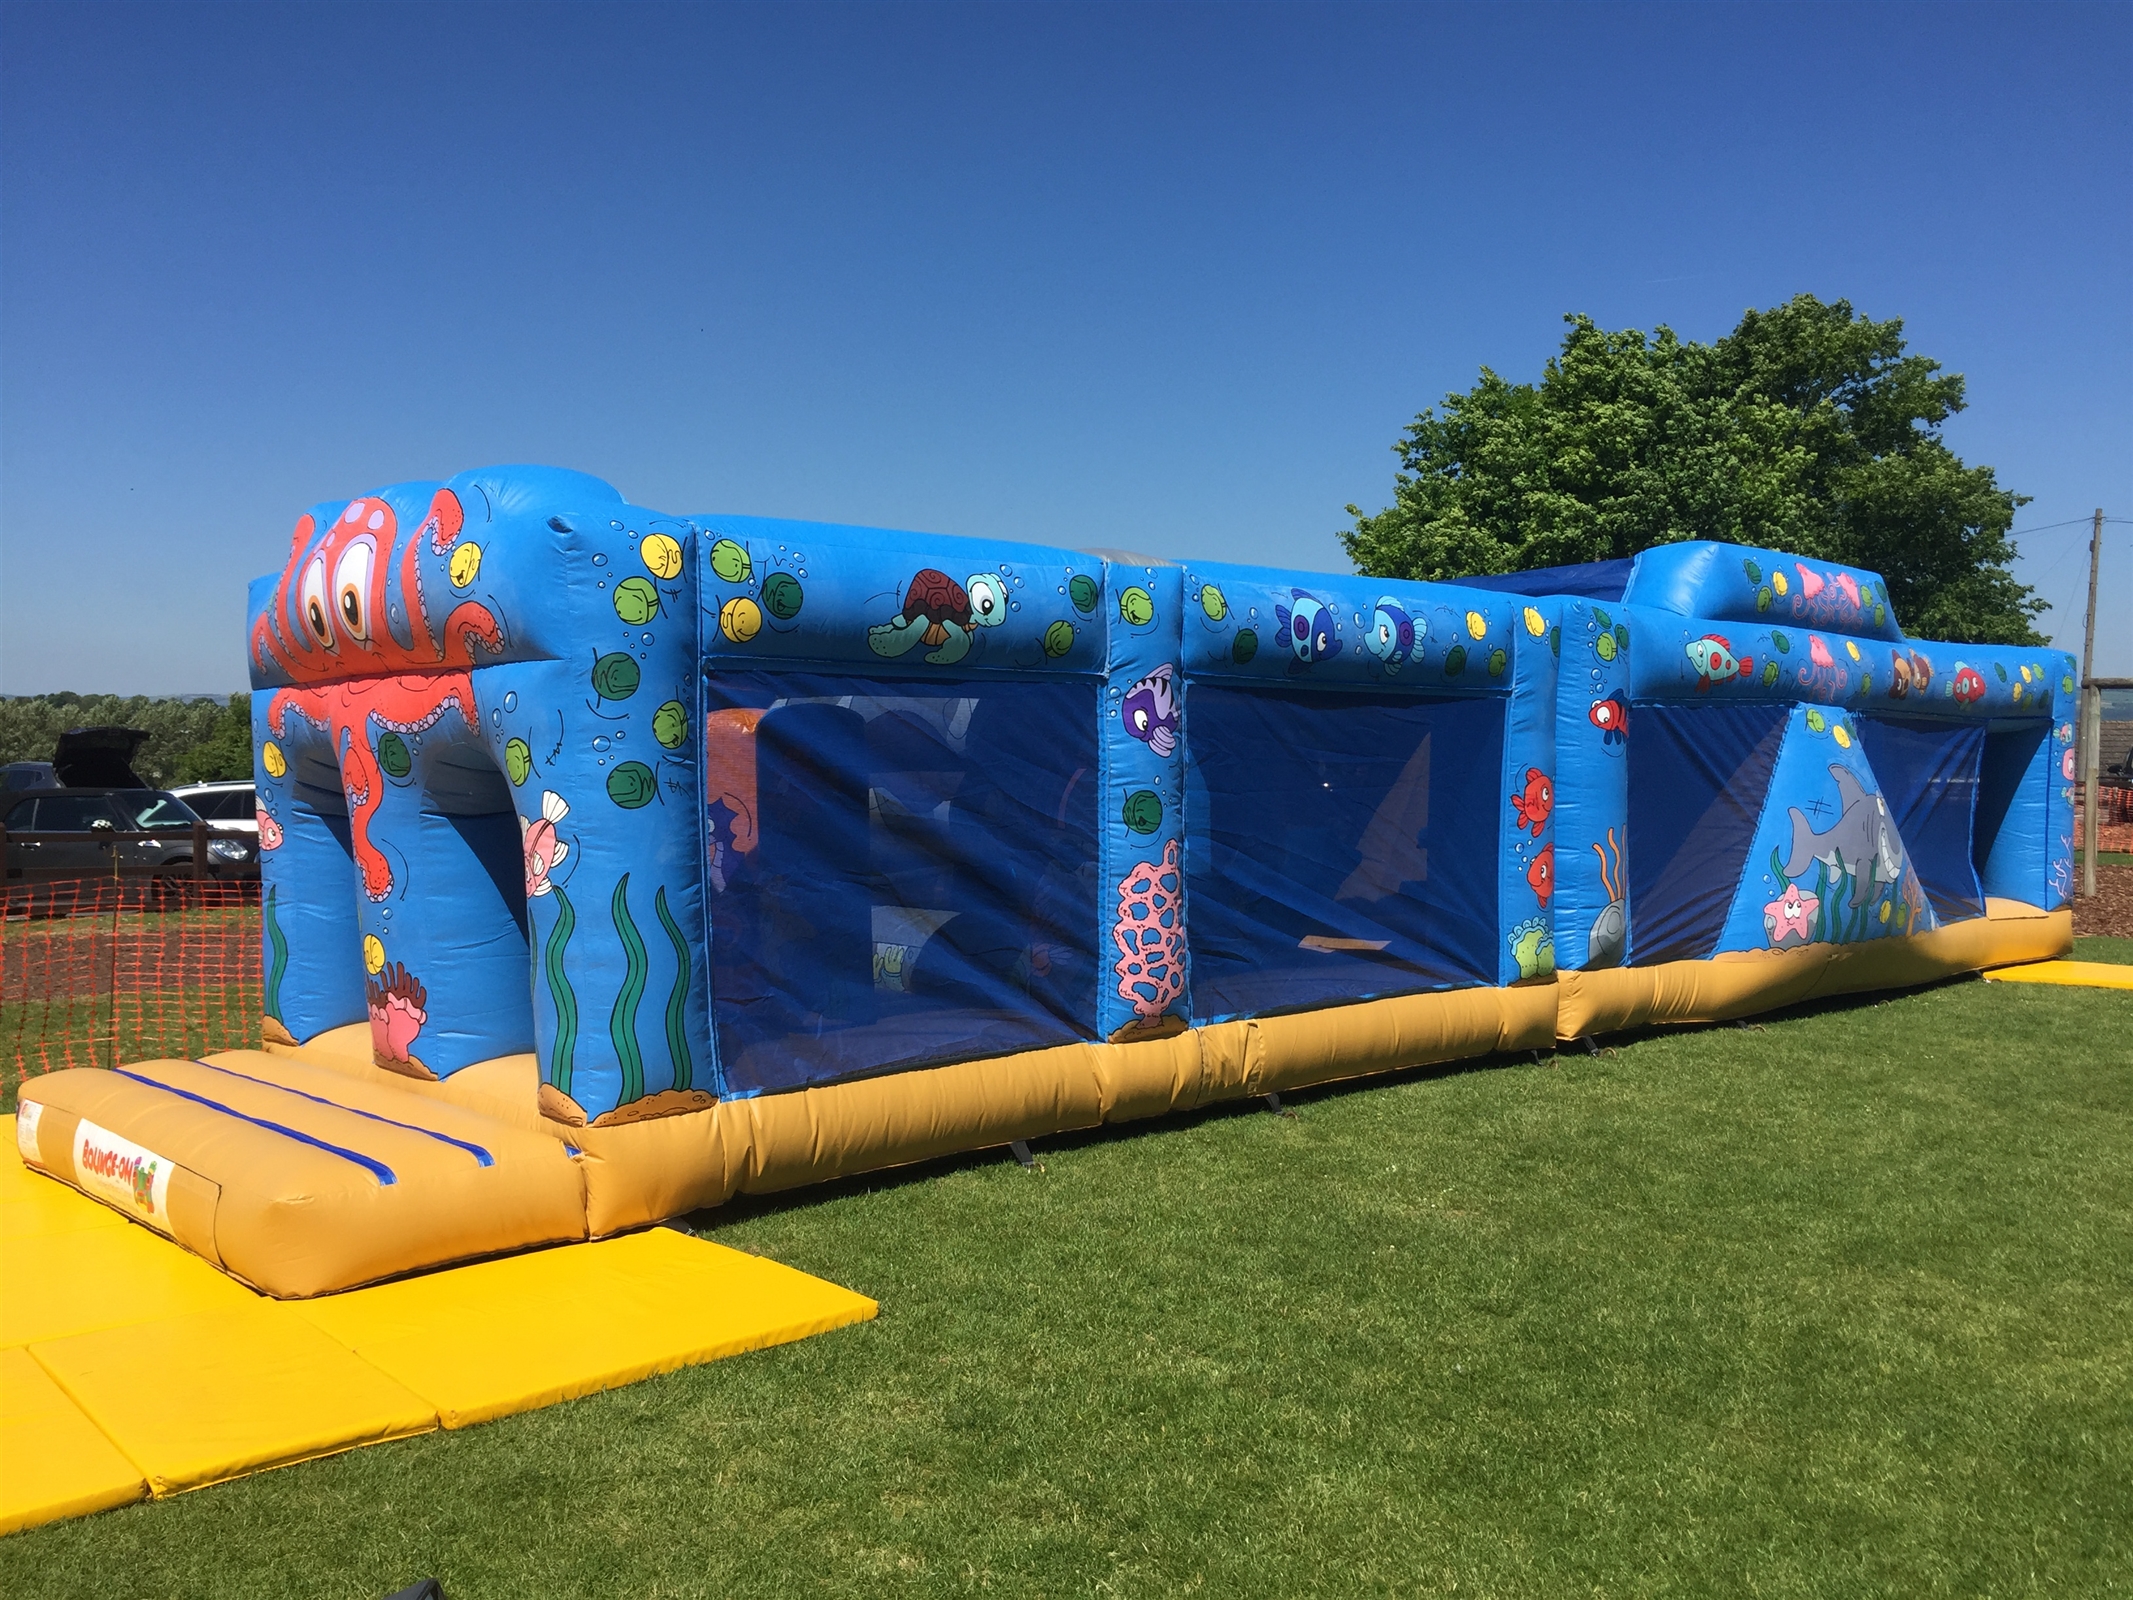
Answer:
[14,467,2073,1296]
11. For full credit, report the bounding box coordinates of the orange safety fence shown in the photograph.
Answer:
[2,877,262,1103]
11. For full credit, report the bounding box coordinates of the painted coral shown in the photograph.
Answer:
[1113,839,1186,1018]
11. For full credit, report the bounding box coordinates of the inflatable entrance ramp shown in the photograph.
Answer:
[12,467,2076,1296]
[17,1050,584,1297]
[2,1109,875,1536]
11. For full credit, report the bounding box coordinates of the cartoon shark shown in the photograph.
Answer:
[1784,764,1905,907]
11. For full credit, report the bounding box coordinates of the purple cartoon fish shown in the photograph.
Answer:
[1122,663,1180,757]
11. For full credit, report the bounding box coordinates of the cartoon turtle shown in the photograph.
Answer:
[869,569,1010,665]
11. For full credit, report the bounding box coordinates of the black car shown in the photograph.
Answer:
[1,787,256,896]
[0,726,257,907]
[1,760,57,792]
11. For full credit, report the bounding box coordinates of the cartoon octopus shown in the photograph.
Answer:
[257,491,505,901]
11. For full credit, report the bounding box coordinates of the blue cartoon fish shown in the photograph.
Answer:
[1363,597,1418,675]
[1275,589,1343,669]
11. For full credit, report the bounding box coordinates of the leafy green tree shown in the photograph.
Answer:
[0,692,252,785]
[172,694,255,783]
[1343,295,2043,644]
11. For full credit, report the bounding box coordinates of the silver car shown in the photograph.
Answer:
[170,779,259,837]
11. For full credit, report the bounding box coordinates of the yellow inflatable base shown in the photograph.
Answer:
[0,1120,875,1537]
[18,908,2077,1299]
[1982,959,2133,991]
[17,980,1557,1294]
[1555,900,2072,1039]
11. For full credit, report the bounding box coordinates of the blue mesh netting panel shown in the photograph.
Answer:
[1974,720,2052,901]
[1185,685,1503,1020]
[1628,703,1789,964]
[705,672,1101,1094]
[1856,715,1985,921]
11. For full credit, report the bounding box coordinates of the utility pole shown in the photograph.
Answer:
[2081,507,2103,899]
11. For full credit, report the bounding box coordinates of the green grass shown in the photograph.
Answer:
[2,899,264,1104]
[4,978,2129,1597]
[2076,935,2133,965]
[2,984,261,1107]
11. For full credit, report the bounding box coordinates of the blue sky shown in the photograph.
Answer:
[2,0,2127,693]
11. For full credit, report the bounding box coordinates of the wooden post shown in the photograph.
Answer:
[2081,508,2103,899]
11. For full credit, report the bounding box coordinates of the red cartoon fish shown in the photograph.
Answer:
[521,789,571,897]
[1588,693,1628,745]
[1952,665,1985,705]
[1510,766,1553,836]
[1526,844,1555,907]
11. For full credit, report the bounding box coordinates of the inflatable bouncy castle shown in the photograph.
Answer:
[1458,545,2078,1034]
[14,467,2075,1296]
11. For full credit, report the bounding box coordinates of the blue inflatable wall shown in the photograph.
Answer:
[248,469,2074,1128]
[1467,541,2077,984]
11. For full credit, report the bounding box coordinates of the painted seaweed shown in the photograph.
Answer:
[545,884,579,1095]
[610,873,648,1106]
[653,884,693,1094]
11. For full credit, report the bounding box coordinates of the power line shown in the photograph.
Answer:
[2009,515,2131,538]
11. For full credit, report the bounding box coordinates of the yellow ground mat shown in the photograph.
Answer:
[32,1305,437,1498]
[296,1226,874,1428]
[0,1348,144,1532]
[1982,959,2133,990]
[1,1114,878,1538]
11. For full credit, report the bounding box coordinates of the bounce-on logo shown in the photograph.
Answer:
[71,1118,174,1234]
